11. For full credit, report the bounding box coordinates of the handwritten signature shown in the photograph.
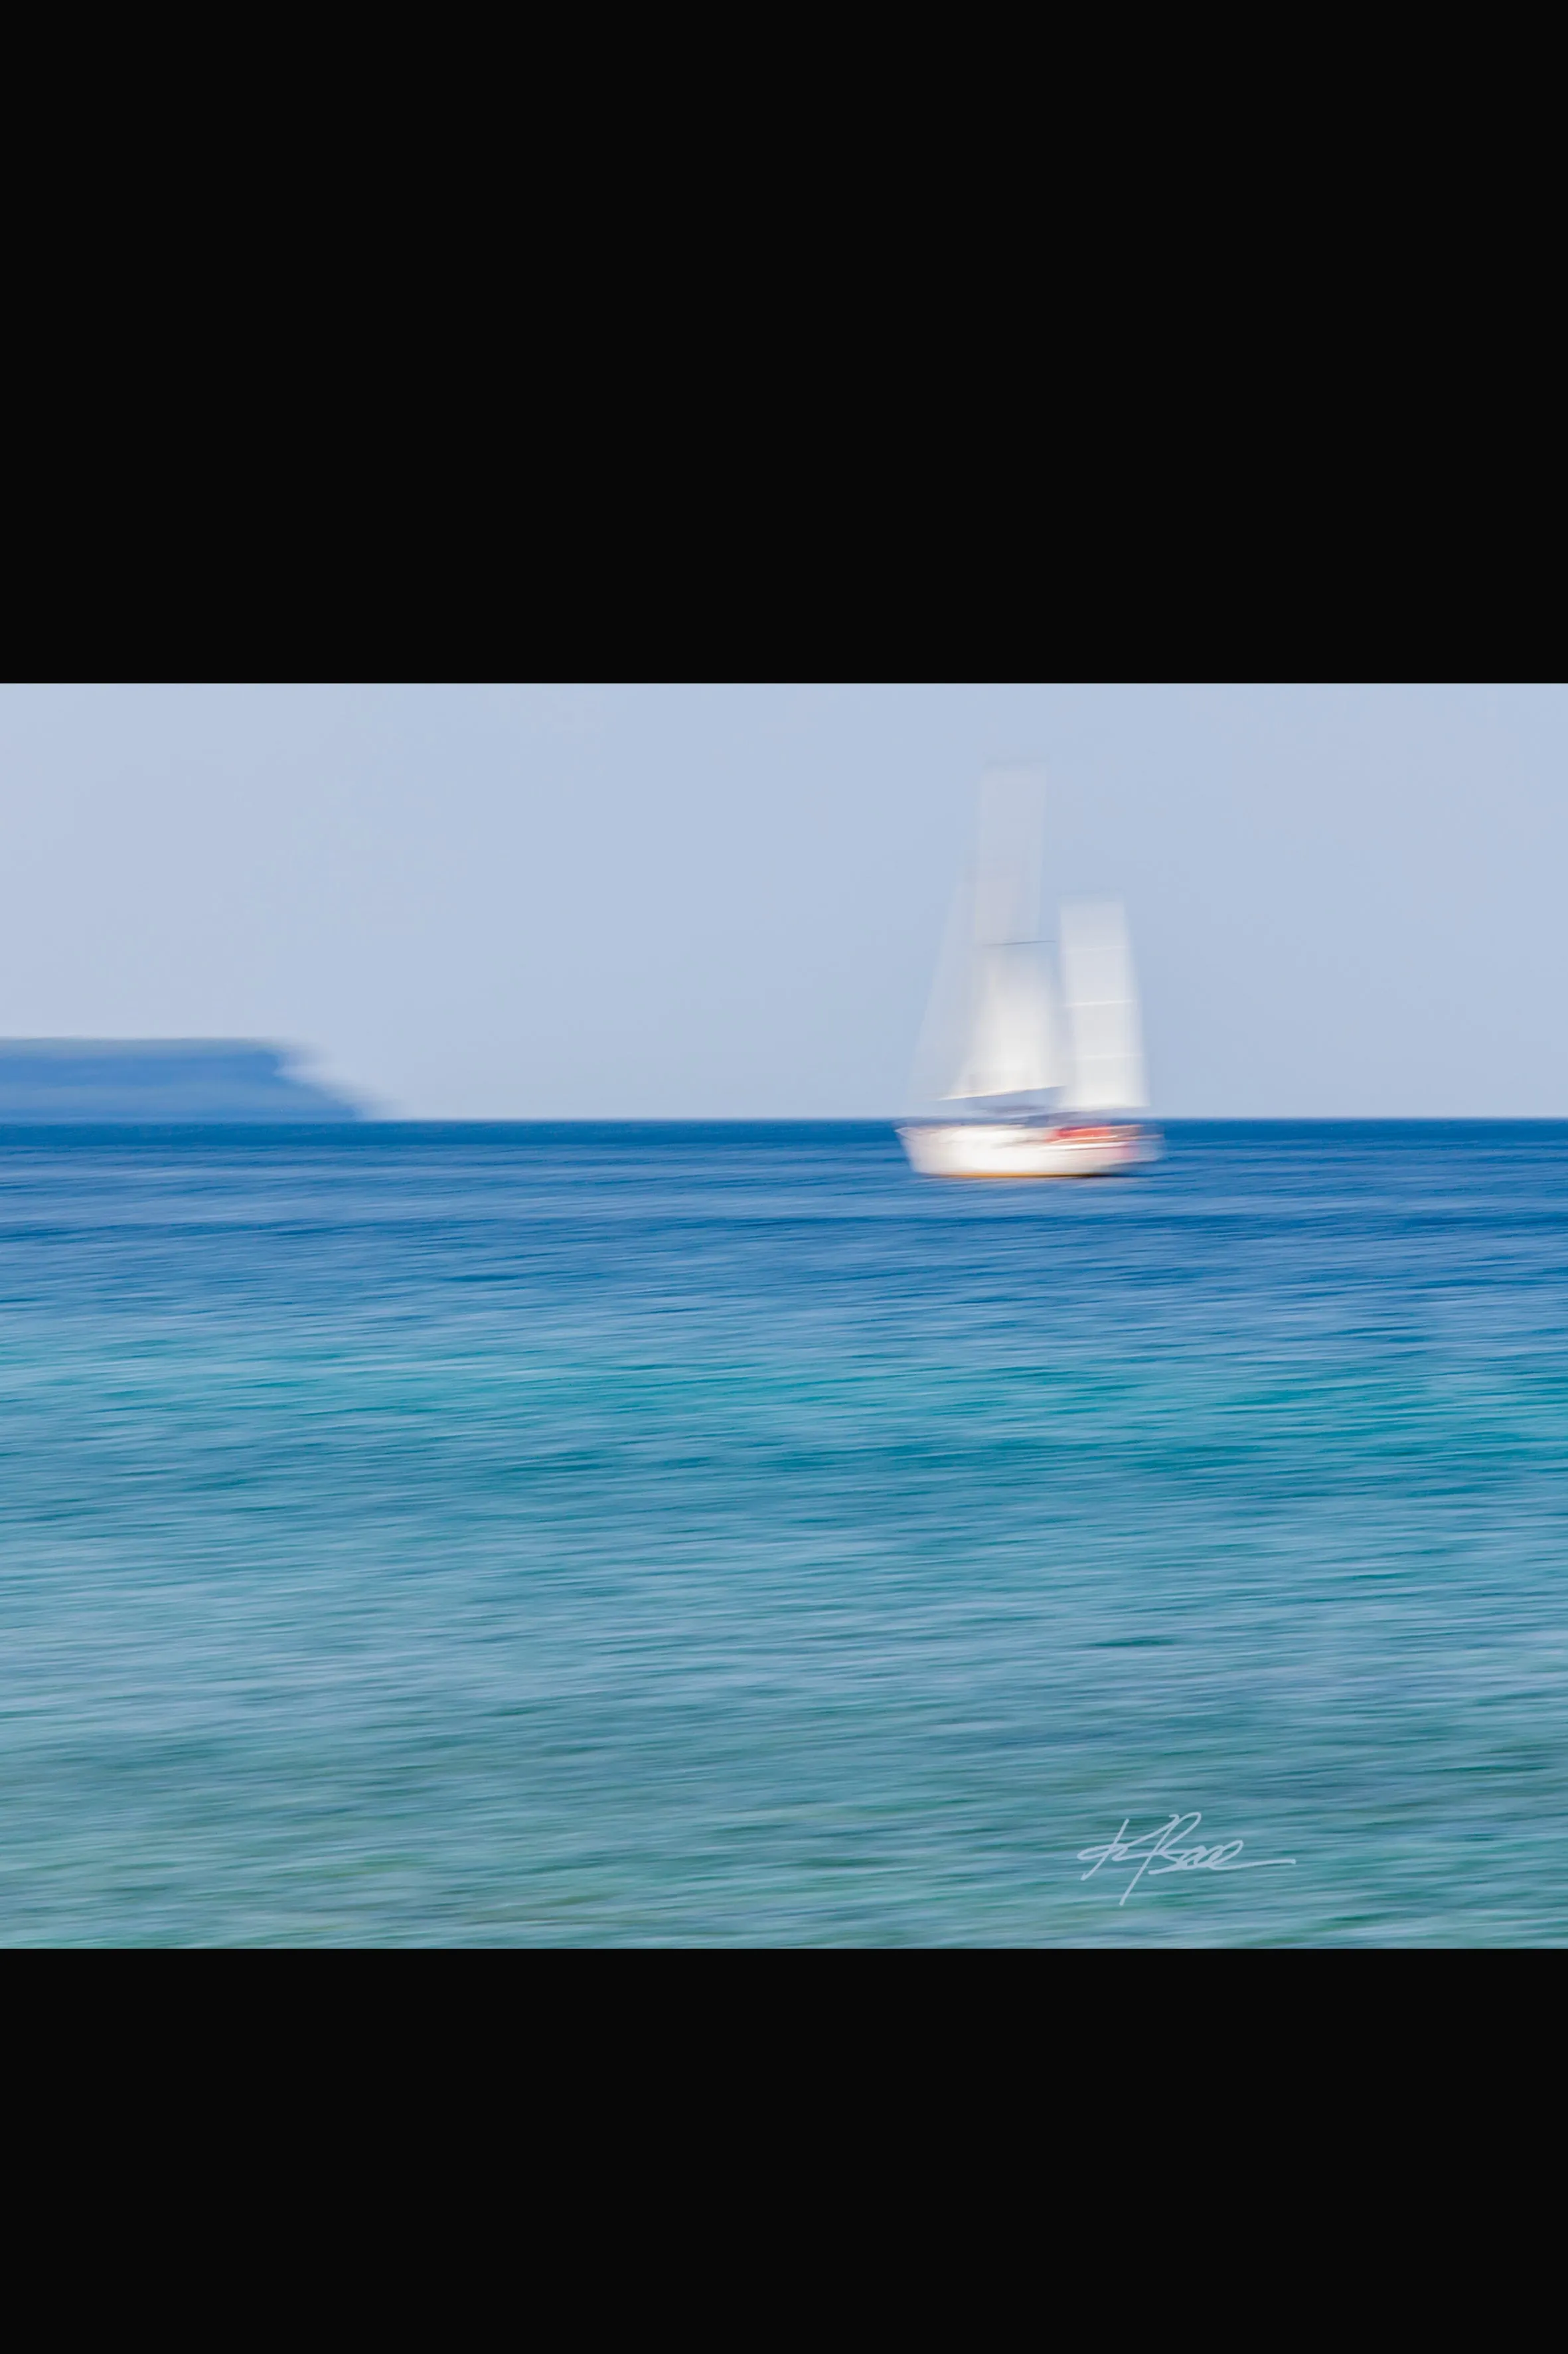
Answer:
[1079,1813,1296,1904]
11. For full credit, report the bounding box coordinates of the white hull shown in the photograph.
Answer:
[899,1122,1160,1179]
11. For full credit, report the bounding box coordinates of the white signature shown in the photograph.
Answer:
[1079,1813,1296,1905]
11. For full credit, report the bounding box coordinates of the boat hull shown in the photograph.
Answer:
[898,1122,1160,1179]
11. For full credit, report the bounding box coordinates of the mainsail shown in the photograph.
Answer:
[938,767,1062,1103]
[948,942,1061,1100]
[1059,899,1148,1111]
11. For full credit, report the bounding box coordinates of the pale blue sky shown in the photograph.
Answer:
[1,683,1563,1117]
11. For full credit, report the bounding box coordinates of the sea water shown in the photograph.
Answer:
[3,1120,1567,1944]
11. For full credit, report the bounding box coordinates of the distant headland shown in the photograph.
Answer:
[0,1041,364,1124]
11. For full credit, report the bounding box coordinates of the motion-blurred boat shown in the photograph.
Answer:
[900,1116,1158,1178]
[899,775,1159,1179]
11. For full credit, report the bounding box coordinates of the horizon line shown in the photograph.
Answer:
[6,1112,1568,1130]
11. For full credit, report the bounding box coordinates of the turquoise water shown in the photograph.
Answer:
[4,1120,1568,1945]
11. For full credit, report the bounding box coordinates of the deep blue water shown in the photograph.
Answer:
[5,1120,1568,1944]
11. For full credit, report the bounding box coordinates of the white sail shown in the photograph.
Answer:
[907,766,1071,1112]
[944,767,1061,1100]
[947,942,1062,1100]
[1059,900,1148,1111]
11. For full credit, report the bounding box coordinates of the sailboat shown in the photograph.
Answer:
[898,773,1160,1179]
